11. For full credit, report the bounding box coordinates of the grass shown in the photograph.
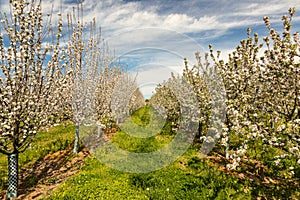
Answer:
[45,107,251,199]
[0,122,76,191]
[0,106,298,199]
[103,105,175,153]
[46,149,251,200]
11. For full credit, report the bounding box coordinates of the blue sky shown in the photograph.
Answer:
[1,0,300,98]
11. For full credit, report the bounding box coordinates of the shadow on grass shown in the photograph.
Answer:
[0,145,89,200]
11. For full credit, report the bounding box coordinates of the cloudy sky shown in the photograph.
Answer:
[1,0,300,98]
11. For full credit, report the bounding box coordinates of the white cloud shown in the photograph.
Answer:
[2,0,300,98]
[231,1,300,17]
[129,63,182,98]
[0,0,10,12]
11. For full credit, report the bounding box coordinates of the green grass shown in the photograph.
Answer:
[111,131,173,153]
[111,105,174,153]
[46,149,251,200]
[0,106,298,199]
[0,123,76,191]
[45,106,251,199]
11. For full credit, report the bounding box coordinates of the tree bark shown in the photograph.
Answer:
[73,125,79,153]
[97,125,101,138]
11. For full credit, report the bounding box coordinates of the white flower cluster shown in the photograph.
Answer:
[0,0,65,154]
[209,8,299,172]
[150,8,299,174]
[0,1,145,155]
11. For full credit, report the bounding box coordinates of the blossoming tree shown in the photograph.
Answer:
[210,8,299,172]
[0,0,65,198]
[60,12,101,153]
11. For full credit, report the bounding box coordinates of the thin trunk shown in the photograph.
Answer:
[97,125,101,138]
[7,153,18,199]
[198,122,202,139]
[226,137,230,159]
[225,115,231,160]
[73,124,79,153]
[109,120,112,129]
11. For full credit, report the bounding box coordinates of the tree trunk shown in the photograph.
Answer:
[73,124,79,153]
[97,125,101,138]
[109,119,112,129]
[7,153,18,199]
[198,122,202,139]
[226,137,230,159]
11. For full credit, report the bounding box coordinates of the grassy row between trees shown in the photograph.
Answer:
[0,106,298,199]
[46,106,251,200]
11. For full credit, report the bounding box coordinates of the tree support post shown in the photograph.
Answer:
[7,153,18,199]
